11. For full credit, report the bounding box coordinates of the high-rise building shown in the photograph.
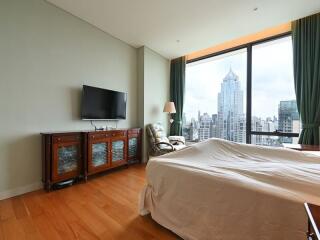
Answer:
[190,118,199,141]
[210,114,218,138]
[278,100,300,143]
[278,100,299,132]
[217,69,245,143]
[199,112,212,141]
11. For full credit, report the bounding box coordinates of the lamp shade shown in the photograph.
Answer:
[163,102,176,113]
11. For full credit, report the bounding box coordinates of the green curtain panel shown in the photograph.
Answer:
[170,57,186,136]
[292,13,320,145]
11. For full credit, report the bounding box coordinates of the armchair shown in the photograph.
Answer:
[146,123,186,157]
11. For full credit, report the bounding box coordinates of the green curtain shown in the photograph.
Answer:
[170,57,186,136]
[292,13,320,145]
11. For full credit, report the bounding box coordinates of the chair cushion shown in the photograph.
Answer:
[173,145,187,151]
[150,123,169,143]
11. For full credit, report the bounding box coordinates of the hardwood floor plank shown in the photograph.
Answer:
[22,193,44,217]
[11,197,28,219]
[0,200,15,221]
[32,214,63,240]
[48,194,100,240]
[1,218,26,240]
[18,217,43,240]
[0,223,4,240]
[68,220,100,240]
[36,195,78,240]
[0,165,178,240]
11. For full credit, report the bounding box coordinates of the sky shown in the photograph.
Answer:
[184,36,296,121]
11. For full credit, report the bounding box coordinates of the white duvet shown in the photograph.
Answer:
[140,138,320,240]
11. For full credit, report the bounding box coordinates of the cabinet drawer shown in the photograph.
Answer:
[53,134,81,143]
[89,133,111,140]
[128,129,141,135]
[109,131,127,138]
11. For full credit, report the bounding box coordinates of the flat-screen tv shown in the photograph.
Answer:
[81,85,127,120]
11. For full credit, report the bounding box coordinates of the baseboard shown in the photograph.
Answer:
[0,182,43,201]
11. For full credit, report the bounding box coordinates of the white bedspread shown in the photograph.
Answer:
[139,138,320,240]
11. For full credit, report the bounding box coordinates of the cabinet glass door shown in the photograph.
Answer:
[53,142,80,181]
[128,137,138,158]
[92,143,108,167]
[57,145,79,174]
[112,140,125,164]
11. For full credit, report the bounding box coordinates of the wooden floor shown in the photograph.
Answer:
[0,165,179,240]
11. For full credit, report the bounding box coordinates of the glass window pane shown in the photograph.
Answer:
[251,36,300,140]
[183,48,247,143]
[251,135,299,147]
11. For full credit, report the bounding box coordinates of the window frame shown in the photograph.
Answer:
[186,32,299,144]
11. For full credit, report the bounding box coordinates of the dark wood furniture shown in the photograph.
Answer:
[127,128,142,164]
[42,132,84,191]
[85,130,128,178]
[41,128,142,190]
[283,143,320,151]
[304,203,320,240]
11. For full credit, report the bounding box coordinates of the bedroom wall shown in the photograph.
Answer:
[0,0,138,198]
[138,47,170,162]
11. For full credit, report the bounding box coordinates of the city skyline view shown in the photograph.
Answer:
[182,36,300,146]
[184,36,296,123]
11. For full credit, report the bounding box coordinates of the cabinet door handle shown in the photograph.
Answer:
[306,232,315,240]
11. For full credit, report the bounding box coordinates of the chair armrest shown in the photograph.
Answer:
[169,139,185,145]
[168,136,186,145]
[155,142,174,151]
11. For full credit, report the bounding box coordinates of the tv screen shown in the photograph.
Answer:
[81,85,127,120]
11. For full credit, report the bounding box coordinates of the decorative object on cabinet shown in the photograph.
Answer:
[41,128,142,191]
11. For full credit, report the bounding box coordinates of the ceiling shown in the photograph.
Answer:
[46,0,320,59]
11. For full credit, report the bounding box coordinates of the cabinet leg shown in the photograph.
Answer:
[45,181,52,192]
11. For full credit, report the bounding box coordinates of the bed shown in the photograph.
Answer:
[139,138,320,240]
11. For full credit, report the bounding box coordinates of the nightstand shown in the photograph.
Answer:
[304,203,320,240]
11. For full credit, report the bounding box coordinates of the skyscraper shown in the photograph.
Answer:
[217,69,245,143]
[278,100,300,143]
[199,112,212,141]
[210,114,218,138]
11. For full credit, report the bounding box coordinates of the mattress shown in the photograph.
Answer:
[139,138,320,240]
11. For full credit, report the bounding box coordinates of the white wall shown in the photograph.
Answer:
[0,0,138,197]
[138,47,170,161]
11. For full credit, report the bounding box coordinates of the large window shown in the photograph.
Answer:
[183,49,247,143]
[251,36,300,146]
[183,34,300,146]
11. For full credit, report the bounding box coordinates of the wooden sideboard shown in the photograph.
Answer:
[41,128,142,190]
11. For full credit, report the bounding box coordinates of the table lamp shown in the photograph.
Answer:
[163,102,176,124]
